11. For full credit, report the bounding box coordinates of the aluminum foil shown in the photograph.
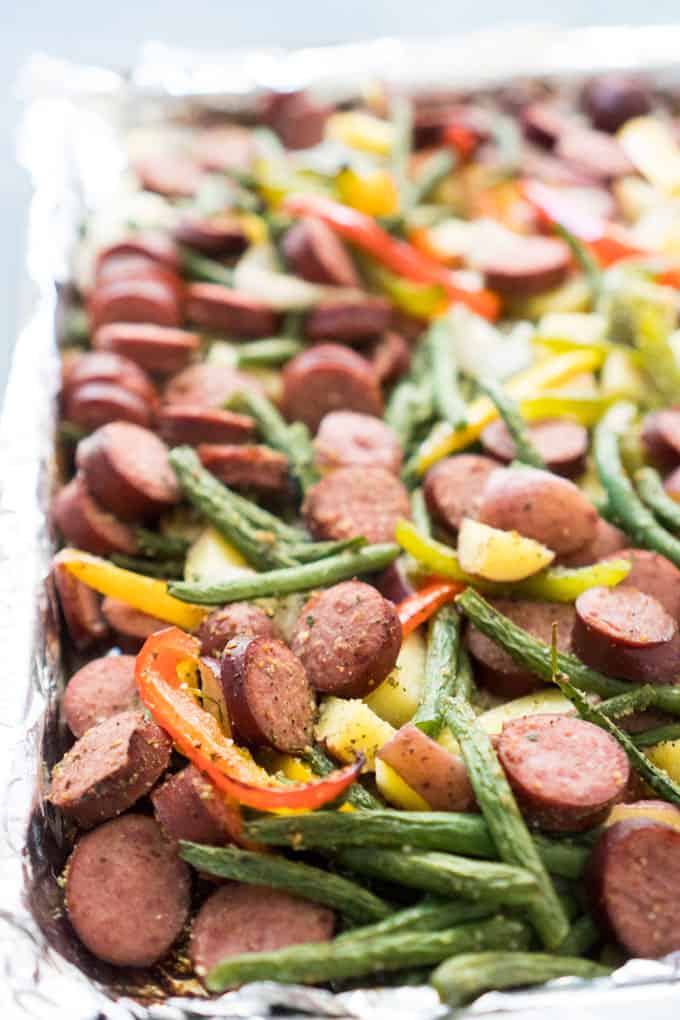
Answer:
[5,25,680,1020]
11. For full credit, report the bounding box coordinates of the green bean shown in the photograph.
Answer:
[632,723,680,748]
[429,320,468,432]
[135,528,190,560]
[235,336,304,368]
[180,247,235,287]
[285,536,365,563]
[555,914,601,957]
[635,466,680,532]
[390,95,414,217]
[302,746,383,811]
[455,646,476,702]
[413,604,461,736]
[385,377,434,452]
[411,149,456,206]
[410,487,432,536]
[336,898,493,943]
[58,420,88,444]
[598,685,656,720]
[555,223,603,306]
[61,307,90,345]
[212,486,306,543]
[110,554,185,579]
[479,379,546,469]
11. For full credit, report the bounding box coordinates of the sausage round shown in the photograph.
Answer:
[198,443,289,493]
[480,418,588,478]
[480,235,571,296]
[76,422,179,521]
[260,89,329,150]
[555,127,633,182]
[587,817,680,958]
[573,586,680,684]
[303,465,410,544]
[192,124,254,173]
[64,382,155,431]
[304,297,392,344]
[477,465,599,555]
[95,232,180,276]
[466,599,576,698]
[581,73,653,133]
[195,602,276,656]
[89,274,183,331]
[521,101,572,148]
[62,655,139,737]
[559,516,627,567]
[61,351,157,406]
[102,598,169,653]
[368,329,412,385]
[163,362,261,409]
[52,562,108,650]
[93,323,200,375]
[377,724,474,811]
[282,344,383,433]
[497,714,630,831]
[191,883,334,980]
[424,454,499,533]
[282,217,359,288]
[185,283,279,338]
[175,213,249,257]
[52,475,137,556]
[608,548,680,621]
[291,580,402,698]
[642,408,680,469]
[152,765,233,846]
[48,709,171,827]
[220,636,315,753]
[134,153,203,197]
[314,411,403,474]
[65,814,190,967]
[158,405,256,446]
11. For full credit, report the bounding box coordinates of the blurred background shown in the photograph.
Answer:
[3,0,680,399]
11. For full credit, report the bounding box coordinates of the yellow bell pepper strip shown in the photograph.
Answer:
[360,256,448,317]
[282,193,500,321]
[395,520,631,603]
[135,627,365,811]
[618,116,680,196]
[413,349,604,474]
[336,167,400,217]
[519,395,612,427]
[326,111,395,155]
[54,548,207,630]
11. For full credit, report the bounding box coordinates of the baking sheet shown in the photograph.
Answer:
[4,26,680,1019]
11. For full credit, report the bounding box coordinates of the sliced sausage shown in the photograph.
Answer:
[479,234,571,296]
[665,466,680,502]
[192,124,254,173]
[93,323,200,375]
[520,145,596,188]
[573,586,680,684]
[521,101,573,148]
[101,598,169,654]
[198,443,289,493]
[89,274,183,331]
[157,404,255,446]
[291,580,402,698]
[76,422,179,521]
[152,765,232,846]
[377,724,474,811]
[282,344,383,433]
[303,465,410,544]
[642,408,680,469]
[134,153,203,197]
[581,73,653,133]
[477,465,599,555]
[48,710,171,827]
[555,127,634,182]
[94,252,175,289]
[314,411,403,474]
[65,814,190,967]
[480,418,588,478]
[368,330,412,385]
[163,362,262,409]
[52,562,108,650]
[195,603,276,656]
[282,217,359,287]
[587,817,680,958]
[424,454,498,533]
[52,475,137,556]
[373,560,416,604]
[559,517,627,567]
[64,382,154,431]
[220,636,315,753]
[61,351,157,406]
[304,297,392,344]
[185,283,279,338]
[608,548,680,621]
[466,599,576,698]
[175,213,249,257]
[62,655,139,738]
[498,714,630,831]
[95,232,180,276]
[260,90,330,150]
[191,883,334,979]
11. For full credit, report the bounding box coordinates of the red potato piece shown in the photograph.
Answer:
[163,362,262,409]
[65,814,190,967]
[76,422,178,521]
[152,765,233,846]
[282,344,383,433]
[191,883,334,980]
[587,818,680,958]
[555,127,634,182]
[368,330,412,386]
[282,217,360,288]
[52,562,108,650]
[607,548,680,621]
[260,90,330,150]
[303,465,410,544]
[480,234,571,296]
[498,714,630,832]
[424,454,499,533]
[95,232,180,275]
[185,283,279,338]
[48,710,171,828]
[61,351,157,405]
[195,603,276,657]
[93,323,200,375]
[304,297,392,344]
[642,408,680,470]
[192,125,254,173]
[290,580,402,698]
[466,600,576,698]
[314,411,403,475]
[377,724,474,811]
[134,153,203,198]
[62,655,139,738]
[477,465,599,555]
[198,443,289,493]
[559,517,627,567]
[175,213,249,257]
[52,475,137,556]
[220,636,315,753]
[88,274,183,331]
[158,405,255,445]
[481,418,588,478]
[581,73,653,134]
[64,382,155,431]
[102,598,169,654]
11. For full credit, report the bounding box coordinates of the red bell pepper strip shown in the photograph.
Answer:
[443,121,479,160]
[656,266,680,290]
[283,193,500,321]
[135,627,364,811]
[396,580,465,638]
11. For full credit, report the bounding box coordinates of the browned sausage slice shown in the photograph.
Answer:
[521,101,573,148]
[220,636,315,753]
[642,408,680,469]
[581,73,653,133]
[368,330,412,385]
[282,217,360,287]
[282,344,383,433]
[291,580,402,698]
[191,883,334,980]
[497,714,629,831]
[377,724,474,811]
[556,127,634,181]
[62,655,139,737]
[52,475,137,556]
[89,274,183,331]
[95,232,180,275]
[314,411,403,474]
[93,323,200,375]
[61,351,157,406]
[587,817,680,958]
[175,213,249,257]
[64,382,155,431]
[558,516,627,567]
[65,814,190,967]
[194,603,276,656]
[101,598,169,653]
[52,562,108,650]
[185,283,279,338]
[466,600,576,698]
[192,125,254,172]
[481,418,588,478]
[605,548,680,621]
[260,90,330,150]
[424,454,498,533]
[76,422,179,521]
[304,297,392,344]
[163,362,262,409]
[134,153,203,197]
[477,465,599,555]
[152,765,232,845]
[158,405,256,445]
[303,465,410,543]
[48,710,171,827]
[479,234,571,296]
[198,443,289,493]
